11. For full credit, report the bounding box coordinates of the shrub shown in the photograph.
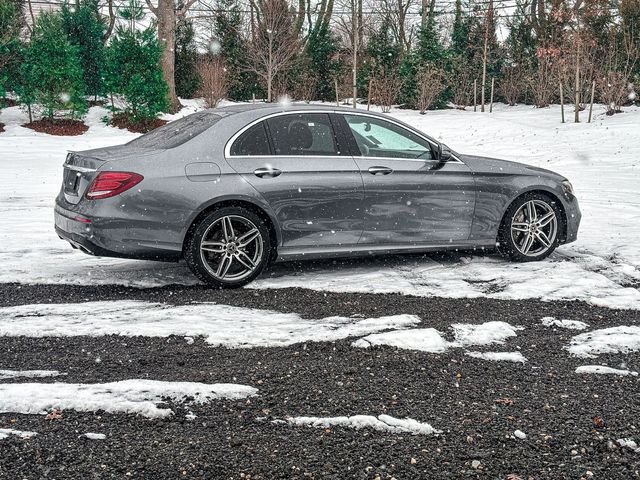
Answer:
[105,26,168,122]
[20,12,87,120]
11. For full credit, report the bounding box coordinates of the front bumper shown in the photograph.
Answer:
[562,194,581,244]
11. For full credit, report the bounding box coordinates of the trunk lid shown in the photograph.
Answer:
[61,145,157,205]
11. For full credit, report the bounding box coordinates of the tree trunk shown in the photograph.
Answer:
[157,0,182,113]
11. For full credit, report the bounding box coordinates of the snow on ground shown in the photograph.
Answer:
[0,428,38,439]
[81,433,106,440]
[0,301,420,347]
[0,369,63,380]
[465,351,527,363]
[1,102,639,308]
[541,317,590,330]
[568,326,640,358]
[575,365,638,376]
[275,414,441,435]
[352,321,521,353]
[617,438,640,452]
[0,379,257,418]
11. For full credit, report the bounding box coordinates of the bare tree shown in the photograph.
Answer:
[373,74,403,112]
[198,57,228,107]
[294,72,318,103]
[530,46,560,108]
[144,0,200,113]
[598,28,638,115]
[377,0,417,53]
[416,66,446,114]
[334,0,365,107]
[501,64,525,106]
[244,0,301,102]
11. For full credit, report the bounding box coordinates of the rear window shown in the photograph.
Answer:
[127,111,221,149]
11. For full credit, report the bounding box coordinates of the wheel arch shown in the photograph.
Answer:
[182,197,280,257]
[499,188,568,243]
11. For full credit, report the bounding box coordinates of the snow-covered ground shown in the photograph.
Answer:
[274,414,441,435]
[0,300,420,347]
[0,379,257,418]
[1,101,639,308]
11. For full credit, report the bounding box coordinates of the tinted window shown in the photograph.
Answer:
[128,111,221,149]
[266,113,338,156]
[230,122,271,156]
[344,115,434,160]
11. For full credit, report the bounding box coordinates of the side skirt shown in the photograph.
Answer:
[275,241,497,262]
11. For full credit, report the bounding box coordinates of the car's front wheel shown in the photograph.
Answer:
[185,207,271,288]
[497,193,564,262]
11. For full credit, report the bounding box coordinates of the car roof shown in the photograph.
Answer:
[210,102,389,118]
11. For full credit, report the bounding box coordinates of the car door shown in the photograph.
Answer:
[338,113,476,245]
[225,112,364,248]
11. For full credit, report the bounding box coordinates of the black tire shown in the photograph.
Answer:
[497,192,565,262]
[184,206,272,288]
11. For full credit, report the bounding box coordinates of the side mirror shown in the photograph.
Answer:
[438,144,452,162]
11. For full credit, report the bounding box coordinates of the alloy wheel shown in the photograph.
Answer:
[510,199,558,257]
[199,215,264,281]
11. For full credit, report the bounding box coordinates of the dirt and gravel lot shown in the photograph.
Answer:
[1,282,639,480]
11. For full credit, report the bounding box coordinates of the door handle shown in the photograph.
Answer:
[254,167,282,178]
[368,166,393,175]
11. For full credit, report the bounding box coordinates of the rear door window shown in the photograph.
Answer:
[230,122,271,156]
[266,113,339,156]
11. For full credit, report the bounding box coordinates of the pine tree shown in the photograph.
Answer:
[61,0,106,101]
[399,14,448,108]
[0,0,22,100]
[105,26,168,121]
[175,19,201,98]
[214,0,258,100]
[305,21,341,101]
[367,17,402,76]
[20,12,87,120]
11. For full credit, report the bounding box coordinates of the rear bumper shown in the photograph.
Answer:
[54,204,181,261]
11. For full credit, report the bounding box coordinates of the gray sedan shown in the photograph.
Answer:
[55,104,581,288]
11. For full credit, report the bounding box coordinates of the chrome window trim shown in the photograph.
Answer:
[224,109,463,165]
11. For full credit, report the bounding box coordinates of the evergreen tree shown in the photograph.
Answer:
[305,21,341,101]
[175,19,201,98]
[399,15,448,108]
[214,0,259,100]
[105,26,168,121]
[0,0,22,99]
[367,17,402,76]
[451,0,471,58]
[61,0,106,100]
[20,12,87,120]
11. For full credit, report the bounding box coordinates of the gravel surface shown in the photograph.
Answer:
[1,282,639,479]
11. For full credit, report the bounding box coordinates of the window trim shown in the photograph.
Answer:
[225,111,347,159]
[224,110,463,164]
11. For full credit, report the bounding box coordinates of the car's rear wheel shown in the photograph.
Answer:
[185,207,271,288]
[497,193,564,262]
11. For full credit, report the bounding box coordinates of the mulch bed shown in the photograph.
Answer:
[22,119,89,136]
[0,123,5,133]
[111,113,167,133]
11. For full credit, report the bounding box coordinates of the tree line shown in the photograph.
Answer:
[0,0,638,128]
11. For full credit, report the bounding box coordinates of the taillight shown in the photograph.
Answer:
[86,172,143,200]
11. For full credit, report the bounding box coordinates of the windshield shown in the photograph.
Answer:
[127,111,221,149]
